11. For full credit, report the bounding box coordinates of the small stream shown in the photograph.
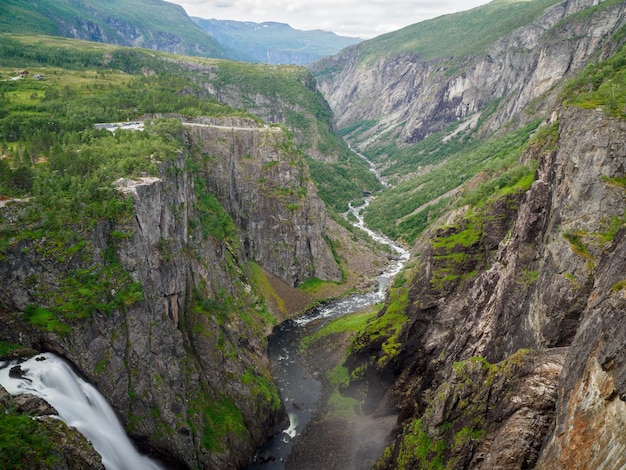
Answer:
[248,199,409,468]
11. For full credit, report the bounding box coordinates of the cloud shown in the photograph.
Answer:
[174,0,491,38]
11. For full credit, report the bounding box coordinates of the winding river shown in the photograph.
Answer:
[248,199,409,469]
[0,149,406,469]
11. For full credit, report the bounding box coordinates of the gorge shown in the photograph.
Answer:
[0,0,625,468]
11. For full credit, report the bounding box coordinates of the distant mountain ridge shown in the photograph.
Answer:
[0,0,243,60]
[193,18,362,65]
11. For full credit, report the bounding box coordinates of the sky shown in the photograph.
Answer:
[169,1,493,39]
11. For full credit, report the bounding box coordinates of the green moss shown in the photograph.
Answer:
[327,390,359,418]
[200,398,247,453]
[563,231,592,259]
[518,269,539,286]
[395,419,446,470]
[22,305,70,336]
[453,426,484,451]
[242,368,281,411]
[350,290,409,368]
[612,280,626,293]
[300,309,378,351]
[0,341,22,358]
[431,223,482,251]
[0,414,59,469]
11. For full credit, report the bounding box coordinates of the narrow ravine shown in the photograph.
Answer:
[248,195,409,469]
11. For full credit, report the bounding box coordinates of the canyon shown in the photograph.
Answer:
[0,0,625,468]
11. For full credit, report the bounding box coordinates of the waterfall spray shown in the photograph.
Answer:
[0,353,163,470]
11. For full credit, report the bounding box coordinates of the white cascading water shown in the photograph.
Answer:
[0,352,163,470]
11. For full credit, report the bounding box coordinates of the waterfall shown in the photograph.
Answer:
[0,352,163,470]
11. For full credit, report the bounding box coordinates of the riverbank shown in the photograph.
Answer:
[285,309,398,470]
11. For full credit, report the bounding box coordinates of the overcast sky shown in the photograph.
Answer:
[170,1,492,39]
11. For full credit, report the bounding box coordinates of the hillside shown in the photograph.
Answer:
[0,0,239,60]
[300,0,626,468]
[311,0,626,243]
[0,36,391,468]
[1,0,626,468]
[193,18,362,65]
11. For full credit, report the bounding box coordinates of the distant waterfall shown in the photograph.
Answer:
[0,352,163,470]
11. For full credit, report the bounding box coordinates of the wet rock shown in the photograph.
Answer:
[258,449,277,463]
[9,365,25,379]
[13,393,58,416]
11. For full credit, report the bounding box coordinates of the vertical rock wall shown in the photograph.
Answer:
[186,118,342,286]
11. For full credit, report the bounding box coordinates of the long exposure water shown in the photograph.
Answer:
[248,198,409,468]
[0,352,163,470]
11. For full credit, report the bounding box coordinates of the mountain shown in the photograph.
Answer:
[1,0,626,468]
[193,18,362,65]
[302,0,626,467]
[311,0,625,242]
[0,36,390,467]
[0,0,241,60]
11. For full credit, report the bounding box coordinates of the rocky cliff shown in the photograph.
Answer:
[311,0,626,151]
[0,116,343,467]
[344,106,626,468]
[185,117,342,286]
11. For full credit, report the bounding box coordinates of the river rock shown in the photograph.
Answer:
[13,393,58,416]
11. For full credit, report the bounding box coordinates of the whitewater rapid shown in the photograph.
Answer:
[248,196,409,469]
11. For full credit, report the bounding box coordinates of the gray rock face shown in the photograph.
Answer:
[349,107,626,468]
[535,231,626,469]
[0,124,313,467]
[311,0,626,151]
[185,118,342,286]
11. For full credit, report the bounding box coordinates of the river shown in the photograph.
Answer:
[248,198,409,469]
[0,155,407,469]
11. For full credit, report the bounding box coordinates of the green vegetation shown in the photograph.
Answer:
[300,309,378,351]
[307,155,382,212]
[389,419,446,470]
[0,0,228,59]
[350,287,409,369]
[562,31,626,118]
[356,0,561,66]
[242,367,282,411]
[193,393,247,453]
[563,230,592,259]
[0,341,22,357]
[0,414,59,468]
[364,120,543,243]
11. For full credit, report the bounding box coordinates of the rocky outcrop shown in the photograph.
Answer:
[535,228,626,469]
[347,107,626,468]
[311,0,626,151]
[0,385,105,469]
[0,127,301,467]
[185,118,342,286]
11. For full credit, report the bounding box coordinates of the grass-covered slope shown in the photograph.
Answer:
[357,0,561,64]
[0,0,230,59]
[0,35,378,212]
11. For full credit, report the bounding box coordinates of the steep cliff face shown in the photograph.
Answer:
[185,117,342,286]
[536,230,626,469]
[312,0,626,150]
[347,106,626,468]
[0,124,314,467]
